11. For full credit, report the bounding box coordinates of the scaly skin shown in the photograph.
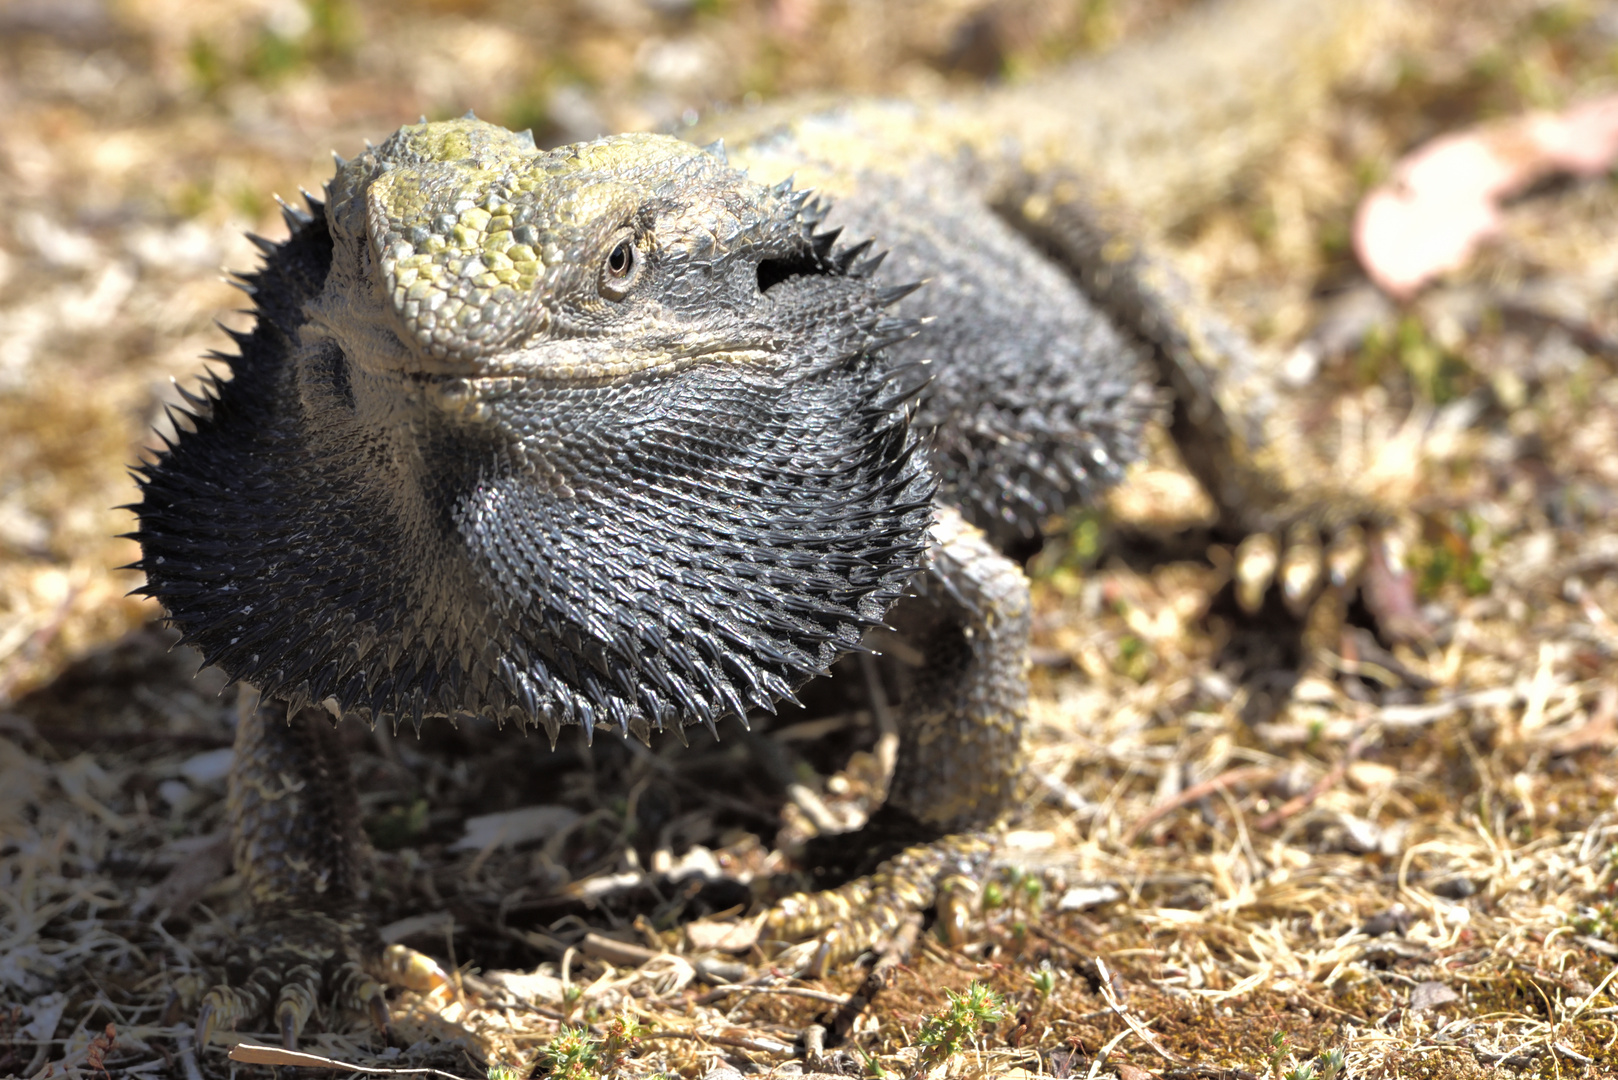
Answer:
[133,0,1401,1047]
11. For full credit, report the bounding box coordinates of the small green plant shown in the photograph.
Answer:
[599,1011,648,1072]
[995,867,1045,922]
[544,1026,600,1080]
[1065,511,1103,567]
[1413,512,1491,600]
[365,797,429,850]
[187,36,227,95]
[1029,510,1104,590]
[859,1047,891,1079]
[913,982,1007,1076]
[487,1064,527,1080]
[1030,967,1056,1000]
[1282,1066,1316,1080]
[1355,316,1474,404]
[1317,1049,1346,1080]
[1115,633,1152,682]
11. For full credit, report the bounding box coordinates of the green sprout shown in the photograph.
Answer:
[599,1011,648,1071]
[1020,873,1044,912]
[1030,967,1057,1000]
[1267,1031,1289,1080]
[365,797,429,850]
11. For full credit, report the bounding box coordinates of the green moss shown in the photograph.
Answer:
[1356,316,1475,405]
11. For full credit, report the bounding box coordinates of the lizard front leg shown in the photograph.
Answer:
[197,699,445,1049]
[764,507,1027,973]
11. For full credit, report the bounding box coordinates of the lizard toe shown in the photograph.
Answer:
[763,834,993,976]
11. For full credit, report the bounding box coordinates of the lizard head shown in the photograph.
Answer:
[135,117,933,743]
[313,119,900,380]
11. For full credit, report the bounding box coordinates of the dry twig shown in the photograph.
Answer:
[1123,767,1277,845]
[1092,958,1186,1066]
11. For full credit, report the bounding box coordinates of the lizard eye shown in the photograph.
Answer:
[600,237,640,300]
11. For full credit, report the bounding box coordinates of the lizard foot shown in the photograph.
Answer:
[1230,515,1425,646]
[762,832,993,976]
[194,905,450,1050]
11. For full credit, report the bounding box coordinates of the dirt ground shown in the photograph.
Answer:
[4,0,1618,1077]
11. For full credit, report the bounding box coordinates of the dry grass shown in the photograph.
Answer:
[4,0,1618,1077]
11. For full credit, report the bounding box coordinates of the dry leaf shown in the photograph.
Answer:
[1410,981,1460,1011]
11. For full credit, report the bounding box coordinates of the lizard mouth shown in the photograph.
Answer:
[374,344,778,391]
[455,340,780,384]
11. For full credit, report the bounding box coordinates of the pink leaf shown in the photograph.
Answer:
[1354,94,1618,300]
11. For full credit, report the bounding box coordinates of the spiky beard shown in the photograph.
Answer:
[133,196,934,743]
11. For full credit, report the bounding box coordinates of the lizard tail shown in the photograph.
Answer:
[970,0,1405,227]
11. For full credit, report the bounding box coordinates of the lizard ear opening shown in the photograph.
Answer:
[757,252,827,294]
[757,227,843,294]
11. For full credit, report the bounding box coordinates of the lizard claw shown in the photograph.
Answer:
[1233,521,1339,618]
[276,972,318,1048]
[194,998,219,1051]
[1361,520,1427,643]
[1278,521,1325,617]
[1233,532,1280,614]
[196,982,258,1049]
[934,872,981,950]
[1230,513,1426,646]
[367,984,394,1041]
[192,905,398,1050]
[1326,523,1367,587]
